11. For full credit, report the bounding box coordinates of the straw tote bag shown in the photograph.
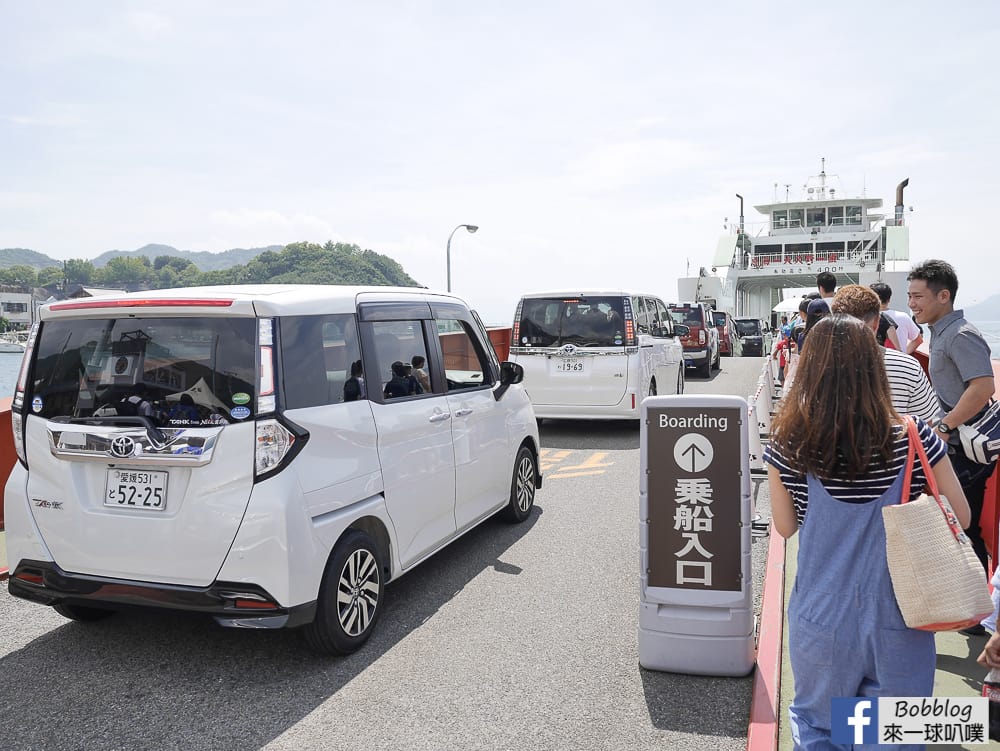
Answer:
[882,417,993,632]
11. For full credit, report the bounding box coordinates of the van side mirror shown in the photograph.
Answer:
[494,361,524,401]
[673,323,690,336]
[500,361,524,385]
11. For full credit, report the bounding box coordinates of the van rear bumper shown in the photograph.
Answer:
[7,559,316,629]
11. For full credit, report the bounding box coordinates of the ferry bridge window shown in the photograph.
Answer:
[787,208,804,228]
[828,206,844,225]
[846,205,862,225]
[772,210,788,229]
[806,207,825,227]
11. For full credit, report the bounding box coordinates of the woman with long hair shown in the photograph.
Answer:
[765,314,970,750]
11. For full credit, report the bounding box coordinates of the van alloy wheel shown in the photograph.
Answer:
[504,446,536,522]
[337,548,380,637]
[303,529,384,655]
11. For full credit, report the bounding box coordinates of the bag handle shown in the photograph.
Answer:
[900,416,966,542]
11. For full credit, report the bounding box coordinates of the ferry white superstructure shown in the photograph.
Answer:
[678,162,912,323]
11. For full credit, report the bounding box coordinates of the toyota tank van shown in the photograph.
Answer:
[5,285,541,655]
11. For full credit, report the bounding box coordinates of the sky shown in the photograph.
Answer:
[2,1,999,325]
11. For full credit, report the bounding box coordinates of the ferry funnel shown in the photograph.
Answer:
[895,178,909,226]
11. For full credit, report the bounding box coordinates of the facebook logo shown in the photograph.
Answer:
[831,698,878,744]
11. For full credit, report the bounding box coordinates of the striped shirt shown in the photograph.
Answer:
[764,417,948,525]
[883,347,941,424]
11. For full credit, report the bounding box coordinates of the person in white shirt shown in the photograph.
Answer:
[830,285,940,424]
[870,281,923,354]
[815,271,836,310]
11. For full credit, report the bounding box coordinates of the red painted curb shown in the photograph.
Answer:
[746,526,785,751]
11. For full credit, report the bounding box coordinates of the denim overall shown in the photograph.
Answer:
[787,467,935,750]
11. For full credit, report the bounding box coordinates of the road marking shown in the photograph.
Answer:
[547,470,606,479]
[546,451,613,479]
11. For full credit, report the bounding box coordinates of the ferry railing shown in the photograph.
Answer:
[740,246,882,271]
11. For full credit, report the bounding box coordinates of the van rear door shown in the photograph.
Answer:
[20,310,258,586]
[511,295,629,407]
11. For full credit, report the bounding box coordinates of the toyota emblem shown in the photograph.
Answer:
[560,344,577,356]
[109,435,136,459]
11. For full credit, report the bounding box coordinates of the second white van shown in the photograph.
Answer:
[509,290,686,421]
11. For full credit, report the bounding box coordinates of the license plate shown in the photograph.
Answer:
[555,359,584,372]
[105,469,168,511]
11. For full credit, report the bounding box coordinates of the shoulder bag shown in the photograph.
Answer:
[958,398,1000,465]
[882,417,993,631]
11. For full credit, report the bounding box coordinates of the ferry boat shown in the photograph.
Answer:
[678,160,912,324]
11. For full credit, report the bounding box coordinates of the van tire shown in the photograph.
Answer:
[53,603,115,622]
[697,360,711,378]
[677,368,684,394]
[503,446,537,523]
[648,379,657,397]
[303,529,384,655]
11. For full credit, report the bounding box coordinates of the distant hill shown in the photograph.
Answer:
[0,247,62,269]
[0,242,421,289]
[965,294,1000,321]
[0,244,287,271]
[91,244,285,271]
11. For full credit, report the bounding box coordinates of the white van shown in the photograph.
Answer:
[509,290,686,420]
[5,285,541,655]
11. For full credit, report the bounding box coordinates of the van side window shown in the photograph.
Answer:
[370,320,431,400]
[652,299,673,337]
[436,320,490,391]
[280,314,362,409]
[631,297,650,334]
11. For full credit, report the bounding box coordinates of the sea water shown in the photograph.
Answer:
[0,321,996,401]
[0,353,22,399]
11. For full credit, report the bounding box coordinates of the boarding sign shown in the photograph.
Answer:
[646,404,742,590]
[638,394,754,676]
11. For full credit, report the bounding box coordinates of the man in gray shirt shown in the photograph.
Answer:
[908,259,996,578]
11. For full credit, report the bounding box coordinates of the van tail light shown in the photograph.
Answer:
[698,329,706,346]
[258,319,275,414]
[11,411,25,465]
[622,298,637,346]
[11,323,37,467]
[255,419,295,477]
[511,301,523,347]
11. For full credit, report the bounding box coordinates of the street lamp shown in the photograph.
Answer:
[446,224,478,292]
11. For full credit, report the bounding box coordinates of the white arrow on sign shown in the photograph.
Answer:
[673,433,714,473]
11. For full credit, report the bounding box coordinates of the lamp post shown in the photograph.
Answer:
[446,224,478,292]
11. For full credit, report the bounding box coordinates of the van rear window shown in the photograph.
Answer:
[27,317,257,424]
[516,297,626,347]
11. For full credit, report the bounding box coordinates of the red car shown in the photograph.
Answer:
[711,311,742,357]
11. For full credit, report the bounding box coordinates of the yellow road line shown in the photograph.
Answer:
[547,470,607,479]
[553,452,611,472]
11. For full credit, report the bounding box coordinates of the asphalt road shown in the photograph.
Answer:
[0,355,773,751]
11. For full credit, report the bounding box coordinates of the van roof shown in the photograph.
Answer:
[39,285,469,320]
[518,289,664,299]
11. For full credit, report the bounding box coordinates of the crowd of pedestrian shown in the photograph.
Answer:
[764,261,999,749]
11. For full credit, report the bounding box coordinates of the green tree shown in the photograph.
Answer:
[96,256,153,288]
[0,265,38,287]
[37,266,65,286]
[65,259,95,285]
